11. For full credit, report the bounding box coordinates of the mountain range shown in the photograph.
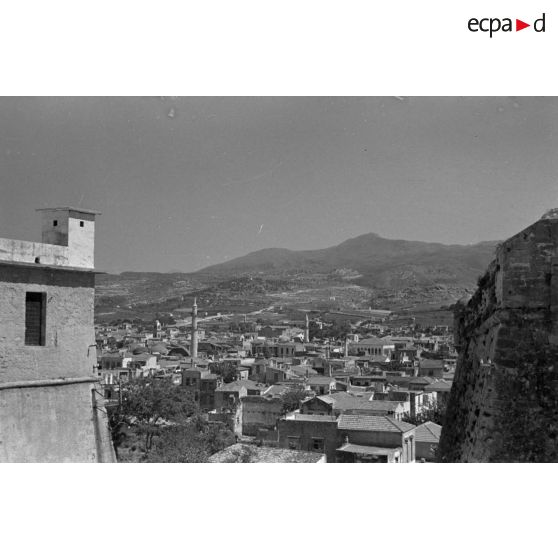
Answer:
[195,233,499,289]
[95,232,499,318]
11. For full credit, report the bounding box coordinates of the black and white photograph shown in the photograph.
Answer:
[1,96,557,464]
[1,3,557,558]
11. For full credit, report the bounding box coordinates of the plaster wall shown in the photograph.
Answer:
[0,265,96,383]
[0,238,69,267]
[0,381,114,462]
[240,396,283,436]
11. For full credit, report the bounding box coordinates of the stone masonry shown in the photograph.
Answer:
[439,211,558,462]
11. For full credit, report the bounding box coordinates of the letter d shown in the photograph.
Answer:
[534,13,545,32]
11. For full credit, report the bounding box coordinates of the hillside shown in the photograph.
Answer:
[95,233,499,321]
[196,233,498,288]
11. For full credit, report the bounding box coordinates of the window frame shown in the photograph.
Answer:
[25,292,47,346]
[311,437,325,452]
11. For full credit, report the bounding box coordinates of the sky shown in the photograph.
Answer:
[1,96,557,274]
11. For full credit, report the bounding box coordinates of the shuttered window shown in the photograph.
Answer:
[25,292,46,346]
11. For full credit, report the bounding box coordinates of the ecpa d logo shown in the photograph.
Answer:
[468,13,546,37]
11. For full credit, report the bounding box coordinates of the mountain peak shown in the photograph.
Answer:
[195,233,498,289]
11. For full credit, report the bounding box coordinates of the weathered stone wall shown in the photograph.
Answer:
[240,396,283,436]
[0,264,96,383]
[439,216,558,462]
[278,418,339,462]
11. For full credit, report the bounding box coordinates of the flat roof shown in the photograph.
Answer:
[285,414,338,422]
[337,443,401,456]
[36,207,102,215]
[0,259,96,273]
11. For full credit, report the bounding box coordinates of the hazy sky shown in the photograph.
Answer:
[1,97,557,273]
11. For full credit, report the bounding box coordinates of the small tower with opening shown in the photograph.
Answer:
[37,207,100,268]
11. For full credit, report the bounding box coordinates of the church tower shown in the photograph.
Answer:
[153,319,162,340]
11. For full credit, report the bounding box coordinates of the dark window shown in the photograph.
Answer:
[80,221,84,227]
[312,438,324,451]
[25,292,46,346]
[53,220,58,226]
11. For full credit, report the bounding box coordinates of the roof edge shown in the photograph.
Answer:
[36,207,102,215]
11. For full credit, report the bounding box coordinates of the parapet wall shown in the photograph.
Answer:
[439,216,558,462]
[0,238,70,267]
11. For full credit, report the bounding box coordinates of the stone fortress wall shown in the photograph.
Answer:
[439,211,558,462]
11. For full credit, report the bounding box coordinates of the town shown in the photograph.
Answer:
[2,98,558,465]
[96,295,453,462]
[3,202,558,463]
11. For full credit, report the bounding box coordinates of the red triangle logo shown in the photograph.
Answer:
[516,19,530,31]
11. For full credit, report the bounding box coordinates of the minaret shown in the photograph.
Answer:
[304,314,310,343]
[345,337,350,357]
[190,297,198,360]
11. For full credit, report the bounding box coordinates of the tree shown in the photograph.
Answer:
[280,387,309,414]
[402,400,447,427]
[210,361,238,383]
[108,377,237,462]
[145,421,236,463]
[308,320,321,341]
[108,377,199,456]
[145,425,209,463]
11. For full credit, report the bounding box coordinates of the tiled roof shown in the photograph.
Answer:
[291,366,318,376]
[181,367,207,374]
[307,376,335,385]
[419,359,444,368]
[409,377,435,385]
[415,421,442,443]
[263,384,290,397]
[338,414,415,433]
[316,392,400,412]
[131,353,153,361]
[365,400,405,411]
[424,380,453,392]
[356,337,395,346]
[208,443,324,463]
[215,380,264,392]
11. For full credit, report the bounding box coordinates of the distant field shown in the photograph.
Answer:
[392,308,454,328]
